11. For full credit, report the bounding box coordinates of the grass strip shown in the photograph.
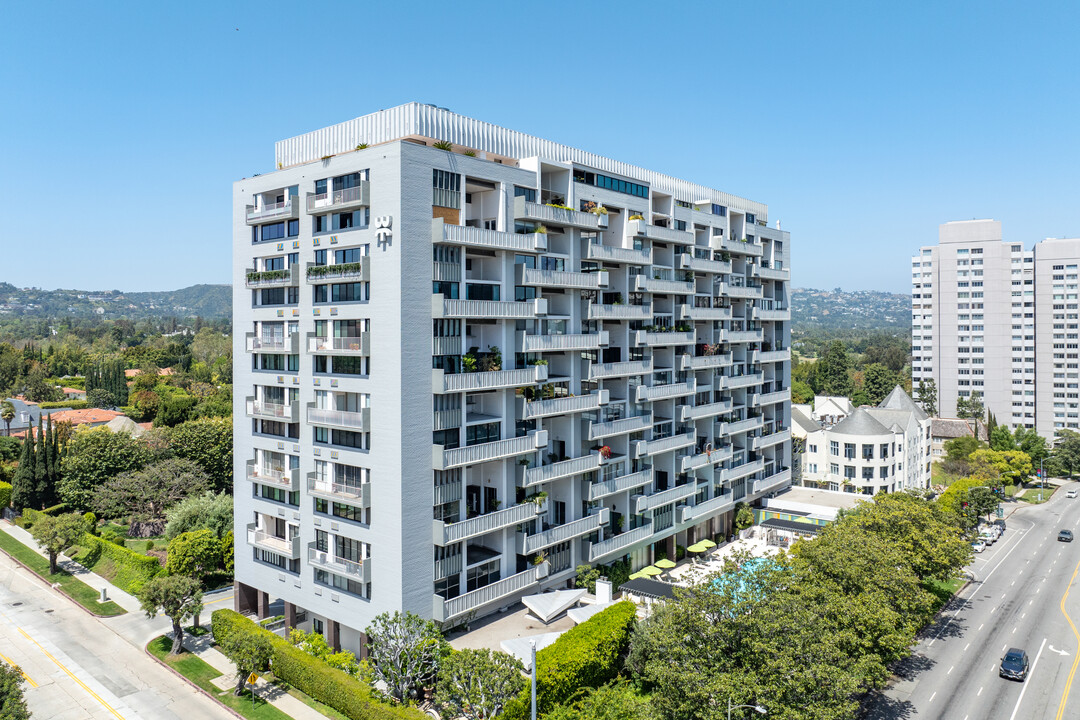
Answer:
[147,635,293,720]
[924,575,966,614]
[271,679,351,720]
[0,529,125,616]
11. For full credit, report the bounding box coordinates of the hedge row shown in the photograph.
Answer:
[77,533,162,594]
[0,481,11,510]
[18,504,74,528]
[211,609,426,720]
[38,400,89,410]
[500,601,637,719]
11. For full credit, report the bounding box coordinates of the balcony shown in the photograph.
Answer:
[752,429,791,450]
[723,372,764,390]
[633,275,695,295]
[514,196,607,230]
[246,524,300,558]
[636,380,696,403]
[680,305,731,322]
[524,453,603,487]
[633,483,697,513]
[751,388,791,406]
[679,254,731,275]
[435,430,548,471]
[588,467,653,501]
[245,398,299,423]
[713,237,763,256]
[718,458,766,483]
[520,390,608,420]
[307,405,370,432]
[245,265,299,289]
[434,218,546,252]
[246,332,299,354]
[246,461,299,491]
[436,296,547,319]
[305,260,370,284]
[681,353,732,371]
[752,349,791,364]
[307,476,371,507]
[680,399,733,421]
[720,329,764,344]
[433,478,462,506]
[520,331,608,353]
[517,509,609,555]
[718,416,765,436]
[678,492,735,523]
[752,468,792,495]
[587,524,653,563]
[680,444,734,473]
[753,265,790,282]
[246,198,300,225]
[588,303,651,321]
[634,330,695,347]
[307,333,370,356]
[306,181,370,213]
[517,265,608,290]
[589,359,652,380]
[752,307,791,322]
[433,563,547,623]
[717,282,763,300]
[627,219,694,245]
[586,243,652,266]
[589,414,652,441]
[633,432,695,458]
[307,545,371,583]
[433,500,546,546]
[438,364,547,393]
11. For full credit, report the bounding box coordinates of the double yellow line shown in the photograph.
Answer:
[0,651,37,687]
[1058,555,1080,719]
[17,628,126,719]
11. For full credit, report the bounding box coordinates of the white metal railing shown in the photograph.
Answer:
[719,416,765,435]
[681,353,731,370]
[753,349,791,364]
[680,305,730,321]
[681,400,733,421]
[589,359,652,380]
[628,219,694,244]
[246,332,298,353]
[586,243,652,265]
[524,453,603,487]
[679,254,731,274]
[588,303,652,320]
[635,483,697,512]
[635,330,696,347]
[443,365,547,392]
[589,414,652,440]
[722,330,764,344]
[437,431,547,470]
[246,398,298,422]
[438,565,544,621]
[246,461,298,489]
[520,332,607,353]
[307,476,370,505]
[433,408,461,432]
[680,445,733,473]
[519,510,608,555]
[588,525,653,562]
[588,467,653,500]
[753,468,792,495]
[307,333,370,355]
[519,267,607,290]
[306,182,370,212]
[753,429,791,450]
[246,524,300,557]
[517,198,604,229]
[307,406,370,431]
[715,237,763,256]
[637,380,696,402]
[434,553,463,581]
[441,298,545,319]
[724,372,764,390]
[754,389,791,406]
[438,501,544,545]
[635,432,695,457]
[437,220,546,252]
[635,275,695,294]
[307,545,368,580]
[433,479,462,506]
[245,198,298,224]
[680,492,735,522]
[522,391,605,420]
[718,458,767,483]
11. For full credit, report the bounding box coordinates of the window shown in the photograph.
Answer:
[466,422,500,446]
[844,466,856,479]
[433,281,459,298]
[433,170,461,208]
[830,441,839,456]
[514,186,536,202]
[861,444,874,460]
[844,443,855,460]
[746,213,756,224]
[259,222,285,241]
[712,204,727,216]
[572,169,649,198]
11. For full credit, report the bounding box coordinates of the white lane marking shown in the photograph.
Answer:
[948,665,954,675]
[1013,626,1017,633]
[965,642,971,651]
[1012,580,1017,586]
[1023,613,1026,619]
[992,606,997,614]
[1038,587,1042,593]
[1008,637,1047,720]
[977,686,983,696]
[929,691,937,703]
[980,624,985,631]
[1003,644,1008,652]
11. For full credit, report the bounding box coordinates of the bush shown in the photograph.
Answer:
[82,512,97,533]
[0,481,11,509]
[43,503,71,517]
[501,601,637,719]
[37,400,89,410]
[77,532,162,594]
[212,610,426,720]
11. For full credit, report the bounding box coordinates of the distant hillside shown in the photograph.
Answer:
[0,282,231,321]
[792,288,910,333]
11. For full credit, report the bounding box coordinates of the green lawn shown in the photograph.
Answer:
[0,530,126,616]
[272,679,350,720]
[147,636,293,720]
[925,576,966,614]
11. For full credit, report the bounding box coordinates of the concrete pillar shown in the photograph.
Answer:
[257,591,270,620]
[234,581,258,614]
[665,536,676,562]
[285,602,297,630]
[329,621,341,652]
[358,632,369,661]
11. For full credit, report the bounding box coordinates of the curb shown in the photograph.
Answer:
[0,543,120,619]
[144,641,248,720]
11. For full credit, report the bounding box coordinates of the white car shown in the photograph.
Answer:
[972,540,987,553]
[1067,490,1077,499]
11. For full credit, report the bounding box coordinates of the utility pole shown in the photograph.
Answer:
[530,640,537,720]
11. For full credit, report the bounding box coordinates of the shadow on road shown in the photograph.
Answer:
[890,651,936,680]
[860,692,916,720]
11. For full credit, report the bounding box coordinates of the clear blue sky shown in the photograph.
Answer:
[3,0,1078,294]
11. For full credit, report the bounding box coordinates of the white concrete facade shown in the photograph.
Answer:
[233,103,792,653]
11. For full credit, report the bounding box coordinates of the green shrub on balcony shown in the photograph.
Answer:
[306,262,365,279]
[246,269,289,283]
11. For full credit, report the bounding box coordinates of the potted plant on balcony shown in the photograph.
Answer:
[597,445,612,460]
[534,225,548,235]
[628,213,644,221]
[433,140,453,151]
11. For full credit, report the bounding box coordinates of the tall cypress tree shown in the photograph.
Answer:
[41,416,58,507]
[11,435,34,511]
[33,417,47,509]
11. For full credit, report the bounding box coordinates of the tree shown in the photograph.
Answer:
[93,458,209,536]
[219,632,273,696]
[937,477,998,527]
[436,648,526,720]
[1014,427,1049,464]
[168,417,233,493]
[862,364,897,406]
[818,341,852,397]
[30,512,86,574]
[288,627,361,675]
[59,427,152,511]
[22,363,61,403]
[165,529,222,578]
[916,379,938,417]
[791,380,814,405]
[943,436,983,464]
[138,575,203,655]
[86,388,115,409]
[957,392,986,438]
[0,659,31,720]
[1053,430,1080,477]
[365,611,446,703]
[542,681,653,720]
[733,502,754,532]
[164,492,233,540]
[0,400,14,437]
[990,425,1016,452]
[10,437,34,511]
[154,394,195,428]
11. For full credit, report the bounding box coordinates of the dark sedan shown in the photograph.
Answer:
[1000,648,1030,681]
[1060,530,1074,543]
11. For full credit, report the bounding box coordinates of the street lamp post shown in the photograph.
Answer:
[728,698,767,720]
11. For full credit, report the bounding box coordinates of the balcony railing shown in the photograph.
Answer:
[521,390,607,420]
[520,331,608,353]
[306,181,370,212]
[634,483,697,513]
[681,353,732,370]
[307,405,370,431]
[588,303,652,321]
[589,359,652,380]
[724,372,765,390]
[305,260,370,284]
[634,275,696,294]
[246,461,299,491]
[753,266,791,281]
[636,380,696,402]
[245,198,300,225]
[752,429,791,450]
[679,254,731,275]
[680,444,734,473]
[678,492,735,523]
[586,243,652,266]
[435,430,548,470]
[717,283,763,299]
[514,196,607,229]
[524,453,603,487]
[587,524,653,563]
[246,524,300,558]
[752,307,791,322]
[245,398,298,423]
[307,333,370,355]
[246,332,299,354]
[434,563,546,623]
[517,266,608,290]
[588,467,653,501]
[680,305,731,321]
[680,399,733,421]
[752,389,791,406]
[718,416,765,436]
[752,468,792,495]
[439,365,547,393]
[633,432,696,458]
[752,349,791,364]
[434,553,463,581]
[589,414,652,441]
[713,237,764,256]
[634,330,696,347]
[245,265,299,289]
[437,296,547,319]
[434,500,546,546]
[307,476,371,506]
[434,218,546,252]
[718,458,766,483]
[627,219,694,244]
[720,329,764,344]
[307,545,370,583]
[517,509,609,555]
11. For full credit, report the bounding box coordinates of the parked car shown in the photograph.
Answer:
[1068,489,1077,499]
[1000,648,1030,681]
[972,540,986,553]
[980,530,997,545]
[1059,530,1074,543]
[994,518,1007,533]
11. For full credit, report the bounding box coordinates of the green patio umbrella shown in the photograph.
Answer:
[639,565,664,576]
[654,558,677,569]
[686,542,709,553]
[698,539,717,548]
[628,571,648,580]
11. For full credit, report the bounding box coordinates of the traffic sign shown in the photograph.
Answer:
[247,672,259,685]
[996,507,1004,518]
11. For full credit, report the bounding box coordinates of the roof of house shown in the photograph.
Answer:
[104,416,145,437]
[61,387,86,395]
[831,407,892,436]
[932,418,987,441]
[813,395,854,418]
[48,408,123,425]
[791,406,822,436]
[124,367,175,378]
[879,385,929,422]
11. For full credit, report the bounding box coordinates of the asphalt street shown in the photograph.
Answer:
[865,482,1080,719]
[0,551,233,720]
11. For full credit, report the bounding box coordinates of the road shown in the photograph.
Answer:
[865,482,1080,719]
[0,551,233,720]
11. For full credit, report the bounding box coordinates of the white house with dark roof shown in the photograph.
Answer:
[791,386,931,494]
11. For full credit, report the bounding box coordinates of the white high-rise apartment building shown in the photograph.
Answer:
[232,103,792,653]
[913,219,1080,437]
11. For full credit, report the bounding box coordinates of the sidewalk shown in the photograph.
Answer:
[0,519,323,720]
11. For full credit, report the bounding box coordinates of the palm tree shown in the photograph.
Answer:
[0,400,14,437]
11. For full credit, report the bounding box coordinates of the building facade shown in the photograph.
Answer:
[913,220,1080,437]
[792,387,932,493]
[232,103,792,653]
